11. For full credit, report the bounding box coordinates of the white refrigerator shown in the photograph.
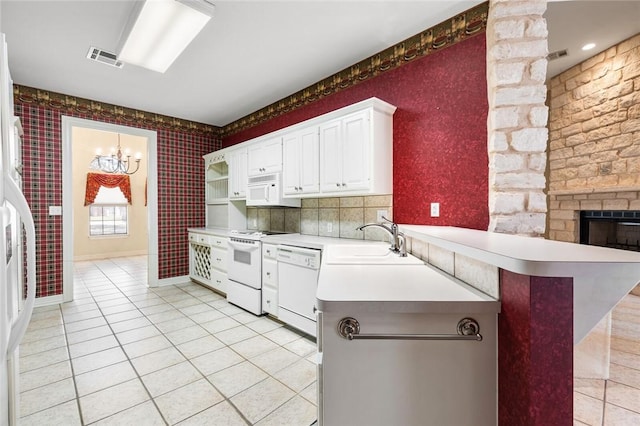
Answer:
[0,32,37,426]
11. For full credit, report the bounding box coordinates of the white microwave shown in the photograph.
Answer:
[246,173,301,207]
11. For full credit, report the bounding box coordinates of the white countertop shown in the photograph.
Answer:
[400,225,640,277]
[317,261,500,313]
[399,225,640,343]
[187,227,229,236]
[259,234,499,313]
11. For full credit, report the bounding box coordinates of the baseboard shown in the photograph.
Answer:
[34,294,64,307]
[157,275,191,287]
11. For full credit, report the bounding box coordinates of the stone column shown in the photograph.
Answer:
[486,0,549,236]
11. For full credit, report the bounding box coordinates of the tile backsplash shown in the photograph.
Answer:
[247,195,393,242]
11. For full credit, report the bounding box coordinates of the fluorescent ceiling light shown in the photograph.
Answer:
[582,42,596,51]
[118,0,215,73]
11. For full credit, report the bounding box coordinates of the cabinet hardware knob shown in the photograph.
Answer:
[336,183,340,187]
[342,183,346,187]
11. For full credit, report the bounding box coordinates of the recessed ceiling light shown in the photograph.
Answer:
[582,43,596,51]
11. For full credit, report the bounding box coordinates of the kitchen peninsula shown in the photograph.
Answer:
[400,225,640,425]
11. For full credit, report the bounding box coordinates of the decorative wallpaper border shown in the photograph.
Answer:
[13,85,220,135]
[221,1,489,137]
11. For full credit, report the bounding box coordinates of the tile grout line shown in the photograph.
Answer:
[79,258,171,425]
[22,256,319,425]
[81,261,262,425]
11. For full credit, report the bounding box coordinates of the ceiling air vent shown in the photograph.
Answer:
[86,47,124,69]
[548,49,568,61]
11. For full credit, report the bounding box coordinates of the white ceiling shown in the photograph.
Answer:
[1,1,639,128]
[545,1,640,79]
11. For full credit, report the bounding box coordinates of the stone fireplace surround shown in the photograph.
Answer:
[549,187,640,298]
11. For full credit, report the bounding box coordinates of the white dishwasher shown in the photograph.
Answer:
[277,245,321,337]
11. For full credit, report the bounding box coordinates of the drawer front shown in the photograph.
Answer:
[262,243,277,260]
[211,247,227,272]
[210,269,227,294]
[262,286,278,316]
[197,234,209,244]
[210,235,227,249]
[263,259,278,286]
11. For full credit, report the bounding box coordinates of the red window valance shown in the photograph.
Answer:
[84,172,132,206]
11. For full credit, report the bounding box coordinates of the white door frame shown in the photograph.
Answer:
[61,116,159,302]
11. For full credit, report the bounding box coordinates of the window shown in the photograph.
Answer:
[89,186,129,236]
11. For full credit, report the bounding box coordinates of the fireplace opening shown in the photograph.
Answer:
[580,211,640,251]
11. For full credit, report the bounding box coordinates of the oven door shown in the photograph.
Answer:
[227,237,262,289]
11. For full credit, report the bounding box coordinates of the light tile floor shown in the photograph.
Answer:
[19,256,318,425]
[20,256,640,425]
[574,293,640,425]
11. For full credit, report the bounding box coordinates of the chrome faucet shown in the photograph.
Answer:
[356,216,407,257]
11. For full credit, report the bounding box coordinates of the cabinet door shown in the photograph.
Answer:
[247,143,263,176]
[210,269,227,294]
[262,259,278,287]
[319,119,343,192]
[282,132,301,195]
[211,247,227,273]
[248,137,283,176]
[228,147,247,199]
[262,137,283,173]
[262,286,278,316]
[341,111,370,191]
[299,127,320,194]
[283,126,319,196]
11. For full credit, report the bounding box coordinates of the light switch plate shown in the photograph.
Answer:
[49,206,62,216]
[376,209,388,222]
[327,222,333,233]
[430,203,440,217]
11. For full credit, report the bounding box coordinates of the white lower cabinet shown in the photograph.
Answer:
[210,269,227,294]
[262,243,278,315]
[188,230,228,295]
[318,310,497,426]
[262,287,278,316]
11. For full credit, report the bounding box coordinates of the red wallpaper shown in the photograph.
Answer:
[498,271,574,424]
[15,102,218,298]
[224,34,489,229]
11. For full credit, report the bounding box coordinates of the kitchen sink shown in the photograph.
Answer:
[324,244,424,265]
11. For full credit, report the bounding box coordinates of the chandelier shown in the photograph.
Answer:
[93,134,141,175]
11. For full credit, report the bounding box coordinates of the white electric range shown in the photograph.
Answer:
[226,230,292,315]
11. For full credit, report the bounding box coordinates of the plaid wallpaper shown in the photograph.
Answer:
[15,92,220,298]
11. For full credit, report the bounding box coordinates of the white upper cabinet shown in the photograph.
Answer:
[317,100,395,197]
[319,110,370,193]
[208,98,396,202]
[283,126,320,196]
[228,147,247,199]
[247,137,282,176]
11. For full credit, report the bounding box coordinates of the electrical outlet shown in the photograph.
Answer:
[327,222,333,233]
[376,209,388,222]
[430,202,440,217]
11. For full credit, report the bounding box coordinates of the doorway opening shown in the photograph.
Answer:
[62,117,159,302]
